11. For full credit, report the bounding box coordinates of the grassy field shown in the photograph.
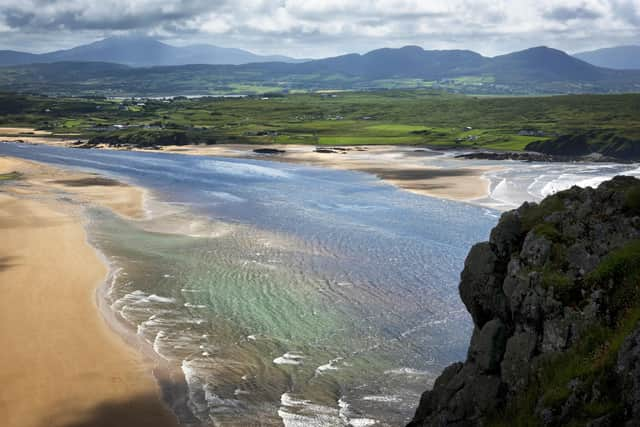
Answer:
[0,90,638,152]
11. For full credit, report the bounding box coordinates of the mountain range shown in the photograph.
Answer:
[284,45,608,81]
[0,36,303,67]
[2,36,638,72]
[574,45,640,70]
[0,37,639,96]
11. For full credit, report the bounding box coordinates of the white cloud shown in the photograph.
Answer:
[0,0,638,57]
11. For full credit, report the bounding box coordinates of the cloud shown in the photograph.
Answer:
[0,0,638,57]
[610,0,640,25]
[544,5,602,21]
[0,0,216,31]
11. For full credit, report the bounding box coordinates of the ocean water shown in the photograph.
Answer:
[3,142,639,426]
[481,161,640,210]
[0,143,496,425]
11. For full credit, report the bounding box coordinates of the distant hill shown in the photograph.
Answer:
[574,46,640,70]
[0,36,304,67]
[254,45,638,89]
[486,46,606,82]
[0,50,45,66]
[1,45,639,96]
[290,46,489,79]
[291,45,609,83]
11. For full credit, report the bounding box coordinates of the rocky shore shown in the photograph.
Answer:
[455,151,557,162]
[454,150,627,163]
[409,176,640,426]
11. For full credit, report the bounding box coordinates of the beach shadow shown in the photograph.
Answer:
[0,255,18,272]
[363,167,477,181]
[50,177,123,187]
[44,393,180,427]
[42,379,198,427]
[400,183,451,191]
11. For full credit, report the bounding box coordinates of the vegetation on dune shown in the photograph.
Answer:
[0,91,638,157]
[0,171,23,193]
[0,171,22,181]
[87,129,222,147]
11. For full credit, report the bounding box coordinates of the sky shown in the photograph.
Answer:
[0,0,638,58]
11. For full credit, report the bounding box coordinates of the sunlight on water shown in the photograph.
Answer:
[3,143,640,425]
[0,143,496,425]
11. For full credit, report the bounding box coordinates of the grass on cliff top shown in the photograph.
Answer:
[624,183,640,215]
[588,239,640,286]
[488,239,640,426]
[520,194,566,232]
[489,309,640,427]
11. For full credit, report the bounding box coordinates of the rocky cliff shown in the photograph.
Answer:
[409,176,640,426]
[525,132,640,161]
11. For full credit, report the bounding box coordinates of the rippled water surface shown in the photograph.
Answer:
[0,143,502,425]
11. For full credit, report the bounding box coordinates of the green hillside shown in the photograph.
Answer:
[0,91,638,156]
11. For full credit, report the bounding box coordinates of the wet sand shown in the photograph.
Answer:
[1,127,497,203]
[0,157,146,219]
[148,144,497,201]
[0,157,178,427]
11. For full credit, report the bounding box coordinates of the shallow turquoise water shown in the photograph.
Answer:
[0,143,497,426]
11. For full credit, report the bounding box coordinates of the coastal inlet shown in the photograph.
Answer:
[0,143,496,426]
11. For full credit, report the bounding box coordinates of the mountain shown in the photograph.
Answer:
[486,46,606,82]
[291,46,489,79]
[1,45,639,96]
[43,36,175,66]
[259,45,617,83]
[409,176,640,426]
[574,45,640,70]
[0,36,303,67]
[0,41,610,84]
[0,50,46,66]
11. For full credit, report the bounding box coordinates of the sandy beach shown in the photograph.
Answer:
[0,127,84,146]
[0,127,497,203]
[149,144,497,201]
[0,157,178,427]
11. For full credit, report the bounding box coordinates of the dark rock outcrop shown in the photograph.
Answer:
[455,151,557,162]
[253,148,286,154]
[455,150,624,163]
[314,147,350,154]
[525,131,640,162]
[409,176,640,426]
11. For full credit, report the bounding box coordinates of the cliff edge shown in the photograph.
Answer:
[409,176,640,426]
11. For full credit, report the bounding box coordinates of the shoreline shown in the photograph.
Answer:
[2,130,501,204]
[0,146,500,426]
[0,157,179,427]
[113,143,500,203]
[95,264,195,425]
